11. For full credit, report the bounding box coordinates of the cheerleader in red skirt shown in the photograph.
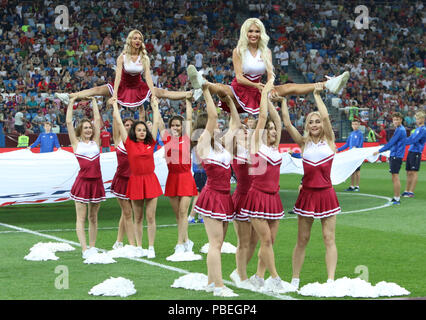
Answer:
[192,87,240,297]
[66,97,105,259]
[240,79,286,293]
[110,100,146,253]
[112,97,162,259]
[55,30,192,107]
[281,83,340,289]
[229,122,258,290]
[159,98,198,256]
[187,18,349,115]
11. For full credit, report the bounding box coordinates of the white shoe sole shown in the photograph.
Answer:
[187,65,203,89]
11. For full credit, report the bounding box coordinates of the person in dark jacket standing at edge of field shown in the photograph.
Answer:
[374,112,407,205]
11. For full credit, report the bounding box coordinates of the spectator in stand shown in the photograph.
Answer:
[14,106,25,134]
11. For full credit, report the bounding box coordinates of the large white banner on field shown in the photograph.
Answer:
[0,146,386,206]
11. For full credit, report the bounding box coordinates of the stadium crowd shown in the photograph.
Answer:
[0,0,424,139]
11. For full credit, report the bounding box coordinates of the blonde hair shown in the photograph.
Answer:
[236,18,274,78]
[122,29,149,65]
[415,111,425,120]
[302,112,335,152]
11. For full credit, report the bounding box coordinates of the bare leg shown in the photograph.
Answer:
[69,85,111,100]
[170,196,192,244]
[321,215,337,280]
[154,87,192,100]
[87,202,100,248]
[392,173,401,198]
[75,201,88,252]
[204,216,226,287]
[117,198,136,246]
[406,171,418,193]
[292,215,314,279]
[188,194,199,219]
[144,197,158,247]
[251,218,280,279]
[234,220,254,281]
[132,199,145,247]
[274,82,325,97]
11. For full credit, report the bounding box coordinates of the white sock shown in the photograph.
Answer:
[291,278,300,288]
[394,196,400,201]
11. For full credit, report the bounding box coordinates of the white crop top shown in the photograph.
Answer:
[242,49,266,81]
[123,55,144,75]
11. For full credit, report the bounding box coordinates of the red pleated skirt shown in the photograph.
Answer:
[240,187,284,220]
[70,176,106,203]
[293,186,341,219]
[218,78,261,115]
[110,174,130,200]
[164,171,198,197]
[106,81,151,108]
[126,173,163,200]
[232,191,250,222]
[194,187,235,222]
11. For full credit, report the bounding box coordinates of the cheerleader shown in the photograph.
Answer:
[240,79,285,293]
[187,18,349,115]
[281,83,340,289]
[112,96,163,259]
[55,30,192,107]
[229,118,258,290]
[159,97,198,256]
[193,87,240,297]
[66,97,105,259]
[110,100,145,252]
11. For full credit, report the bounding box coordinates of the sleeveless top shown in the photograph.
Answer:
[115,141,131,178]
[231,144,253,194]
[242,49,266,82]
[250,144,282,194]
[123,55,144,75]
[302,141,334,188]
[75,141,102,179]
[163,133,192,174]
[201,143,232,193]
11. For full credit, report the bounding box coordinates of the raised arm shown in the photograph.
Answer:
[112,100,128,143]
[281,97,304,147]
[221,95,241,154]
[252,78,274,154]
[143,57,156,99]
[66,97,78,151]
[184,98,193,138]
[150,96,160,141]
[112,54,124,102]
[313,83,335,143]
[267,98,282,148]
[197,86,218,159]
[91,97,101,145]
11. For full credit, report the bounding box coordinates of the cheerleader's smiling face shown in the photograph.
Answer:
[266,120,277,145]
[81,121,93,140]
[170,119,182,137]
[135,123,147,141]
[307,114,323,137]
[247,24,261,46]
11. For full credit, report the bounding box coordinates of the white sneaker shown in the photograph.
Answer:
[135,246,148,257]
[205,282,215,293]
[147,246,155,259]
[193,88,203,101]
[82,247,98,259]
[213,286,239,297]
[187,65,206,89]
[230,269,241,285]
[325,71,350,94]
[290,278,300,290]
[239,279,256,291]
[249,274,265,290]
[184,239,194,253]
[174,244,185,254]
[112,241,123,250]
[55,92,70,105]
[264,276,286,293]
